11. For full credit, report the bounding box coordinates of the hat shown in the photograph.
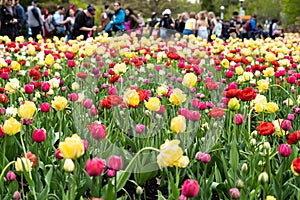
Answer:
[164,9,171,15]
[87,4,96,15]
[32,0,38,4]
[104,3,109,9]
[252,14,257,18]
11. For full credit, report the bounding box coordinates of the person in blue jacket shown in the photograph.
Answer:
[248,14,257,39]
[103,1,125,36]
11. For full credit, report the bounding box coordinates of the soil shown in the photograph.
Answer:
[119,178,220,200]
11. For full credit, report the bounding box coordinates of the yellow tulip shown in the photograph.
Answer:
[19,101,37,119]
[58,134,85,159]
[170,115,186,133]
[15,157,32,172]
[157,140,183,168]
[3,117,22,135]
[182,73,197,88]
[51,96,68,111]
[145,97,161,112]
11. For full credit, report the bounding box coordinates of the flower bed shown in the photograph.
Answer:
[0,32,299,200]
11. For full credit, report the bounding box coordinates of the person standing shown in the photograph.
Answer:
[15,0,24,36]
[72,4,97,40]
[248,14,258,39]
[103,1,126,36]
[27,0,43,40]
[197,11,209,40]
[0,0,19,40]
[52,5,66,38]
[228,11,240,39]
[183,12,196,35]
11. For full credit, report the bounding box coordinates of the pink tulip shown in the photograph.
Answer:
[278,144,291,157]
[41,82,51,92]
[40,102,50,112]
[6,170,16,181]
[86,158,106,177]
[229,188,240,199]
[24,84,34,94]
[108,155,123,171]
[181,179,200,198]
[32,128,46,143]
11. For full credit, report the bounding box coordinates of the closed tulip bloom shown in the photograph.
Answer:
[87,122,106,141]
[171,115,186,133]
[228,98,240,111]
[13,191,21,200]
[58,134,85,159]
[6,170,16,181]
[24,84,34,94]
[15,157,32,172]
[41,82,51,92]
[157,139,183,168]
[106,169,116,178]
[229,188,240,199]
[108,155,123,171]
[189,111,201,121]
[40,102,50,112]
[182,73,197,88]
[278,144,291,157]
[281,120,291,131]
[64,159,75,172]
[51,96,68,111]
[145,97,161,112]
[181,179,200,198]
[18,101,37,119]
[135,124,145,134]
[3,117,22,135]
[86,158,106,177]
[55,148,63,159]
[195,152,211,163]
[235,114,244,125]
[32,128,46,143]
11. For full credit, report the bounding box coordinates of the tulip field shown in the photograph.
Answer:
[0,32,300,200]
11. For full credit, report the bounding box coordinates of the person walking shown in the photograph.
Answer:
[27,0,43,40]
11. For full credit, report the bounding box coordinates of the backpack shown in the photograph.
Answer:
[243,20,251,31]
[44,15,55,34]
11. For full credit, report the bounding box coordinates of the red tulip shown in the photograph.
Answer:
[86,158,106,177]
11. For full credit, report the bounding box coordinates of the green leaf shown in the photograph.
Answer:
[116,170,131,192]
[169,173,179,199]
[229,143,239,179]
[101,180,116,200]
[38,166,53,200]
[157,190,166,200]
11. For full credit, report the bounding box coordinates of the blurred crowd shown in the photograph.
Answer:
[0,0,284,41]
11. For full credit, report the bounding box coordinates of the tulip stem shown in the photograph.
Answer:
[59,111,63,139]
[0,161,15,180]
[2,135,6,168]
[20,131,37,200]
[228,111,233,144]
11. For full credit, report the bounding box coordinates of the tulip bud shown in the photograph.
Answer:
[41,82,51,92]
[258,172,269,184]
[106,169,116,178]
[263,142,271,150]
[82,140,88,151]
[241,163,248,173]
[64,159,75,172]
[181,179,200,198]
[86,158,106,177]
[6,170,16,181]
[40,102,50,112]
[287,114,295,121]
[235,114,244,125]
[24,84,34,94]
[32,128,46,143]
[278,144,291,157]
[136,186,143,196]
[281,120,291,131]
[108,155,123,171]
[195,152,211,163]
[229,188,240,199]
[235,179,244,188]
[55,148,63,159]
[13,191,21,200]
[136,124,145,134]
